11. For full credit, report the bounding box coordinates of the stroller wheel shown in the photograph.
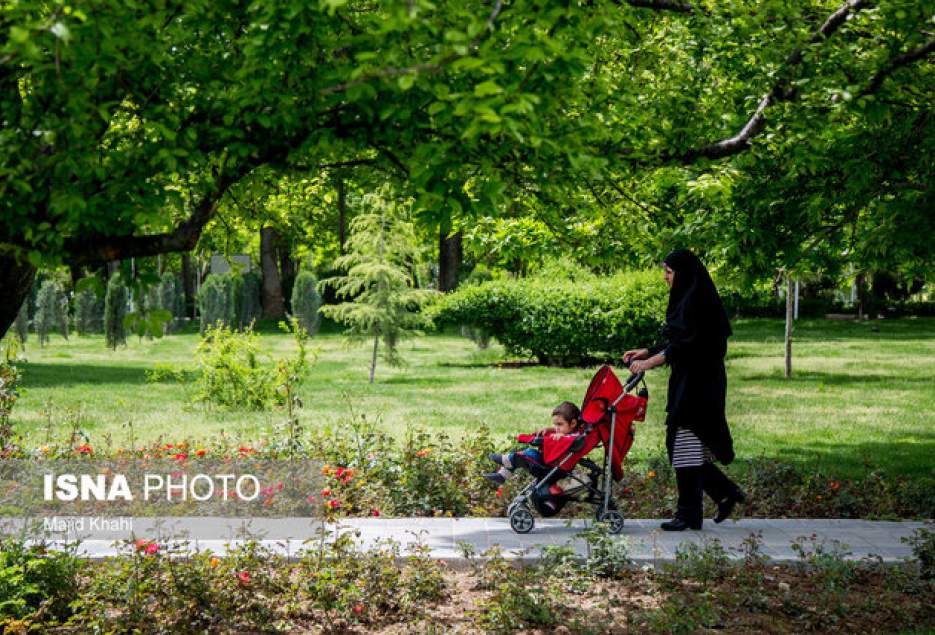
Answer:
[597,510,625,534]
[509,507,535,534]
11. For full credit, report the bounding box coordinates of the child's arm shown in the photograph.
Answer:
[517,428,553,445]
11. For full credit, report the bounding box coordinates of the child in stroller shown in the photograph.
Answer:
[484,401,588,515]
[488,365,648,534]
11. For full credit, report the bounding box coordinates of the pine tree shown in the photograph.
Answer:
[104,274,128,350]
[290,271,322,336]
[321,188,437,383]
[13,304,28,349]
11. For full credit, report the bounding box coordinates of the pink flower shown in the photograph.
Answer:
[353,604,364,615]
[328,499,341,509]
[371,509,380,517]
[145,542,159,555]
[306,494,316,505]
[174,453,188,461]
[237,571,250,585]
[336,467,345,478]
[276,482,284,492]
[134,538,149,552]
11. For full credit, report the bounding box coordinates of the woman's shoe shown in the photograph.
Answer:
[660,517,702,531]
[714,490,746,524]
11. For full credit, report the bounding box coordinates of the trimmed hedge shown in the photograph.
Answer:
[433,271,667,365]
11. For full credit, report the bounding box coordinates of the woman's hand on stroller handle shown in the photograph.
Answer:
[623,348,649,365]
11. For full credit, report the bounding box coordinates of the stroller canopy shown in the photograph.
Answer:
[542,365,646,480]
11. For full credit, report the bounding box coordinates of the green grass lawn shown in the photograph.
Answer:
[9,318,935,479]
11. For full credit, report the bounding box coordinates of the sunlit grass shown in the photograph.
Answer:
[10,317,935,478]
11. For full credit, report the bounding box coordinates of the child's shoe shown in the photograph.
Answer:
[483,471,506,485]
[487,453,504,466]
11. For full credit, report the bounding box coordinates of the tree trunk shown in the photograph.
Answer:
[181,252,196,318]
[369,335,378,384]
[438,228,462,292]
[279,244,297,314]
[260,226,285,318]
[784,273,794,379]
[336,176,347,256]
[0,253,36,340]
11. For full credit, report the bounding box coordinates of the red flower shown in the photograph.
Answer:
[237,571,251,585]
[320,488,332,498]
[328,499,341,509]
[195,448,207,457]
[622,487,633,496]
[336,467,345,478]
[496,487,504,498]
[830,481,841,491]
[134,538,149,552]
[353,604,364,615]
[145,542,159,555]
[165,443,174,450]
[342,474,353,484]
[371,509,380,517]
[174,453,188,461]
[306,494,316,505]
[277,482,284,492]
[238,446,254,455]
[75,444,93,455]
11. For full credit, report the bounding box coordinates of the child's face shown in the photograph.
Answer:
[552,415,577,434]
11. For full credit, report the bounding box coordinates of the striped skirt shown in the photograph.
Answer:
[671,427,714,468]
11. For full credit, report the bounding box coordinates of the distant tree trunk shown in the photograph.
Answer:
[279,244,297,314]
[261,226,285,318]
[784,273,794,379]
[438,228,462,292]
[369,336,378,384]
[181,252,196,318]
[336,176,347,256]
[0,253,36,339]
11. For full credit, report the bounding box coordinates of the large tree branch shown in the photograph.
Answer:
[660,0,869,164]
[620,0,693,13]
[859,38,935,97]
[63,161,250,265]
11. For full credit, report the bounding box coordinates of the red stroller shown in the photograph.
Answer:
[507,365,648,534]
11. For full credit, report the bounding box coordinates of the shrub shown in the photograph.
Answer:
[432,270,667,365]
[291,270,322,335]
[0,537,81,626]
[145,272,182,333]
[104,274,128,350]
[34,280,68,346]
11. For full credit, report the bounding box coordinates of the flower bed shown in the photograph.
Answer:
[3,418,933,521]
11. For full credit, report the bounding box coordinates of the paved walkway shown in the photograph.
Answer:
[3,517,927,564]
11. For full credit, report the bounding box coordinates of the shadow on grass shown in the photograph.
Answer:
[738,370,933,386]
[19,362,150,387]
[758,436,935,480]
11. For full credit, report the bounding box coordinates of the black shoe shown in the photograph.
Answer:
[488,453,504,466]
[483,472,506,485]
[714,490,746,524]
[661,517,702,531]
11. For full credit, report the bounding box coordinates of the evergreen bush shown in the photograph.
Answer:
[290,271,322,335]
[104,275,128,350]
[241,271,263,327]
[432,270,667,366]
[74,277,105,335]
[197,273,237,334]
[13,304,28,347]
[34,280,68,346]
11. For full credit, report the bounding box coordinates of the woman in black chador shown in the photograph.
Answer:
[625,249,745,531]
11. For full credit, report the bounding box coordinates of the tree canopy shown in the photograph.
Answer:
[1,0,932,335]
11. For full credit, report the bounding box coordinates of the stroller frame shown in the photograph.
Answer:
[507,369,646,534]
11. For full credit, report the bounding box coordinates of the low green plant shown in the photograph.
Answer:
[192,320,310,411]
[582,520,634,579]
[470,546,559,633]
[667,537,732,584]
[0,537,80,627]
[903,525,935,580]
[0,362,21,447]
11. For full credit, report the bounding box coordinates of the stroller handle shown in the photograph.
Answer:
[623,371,644,394]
